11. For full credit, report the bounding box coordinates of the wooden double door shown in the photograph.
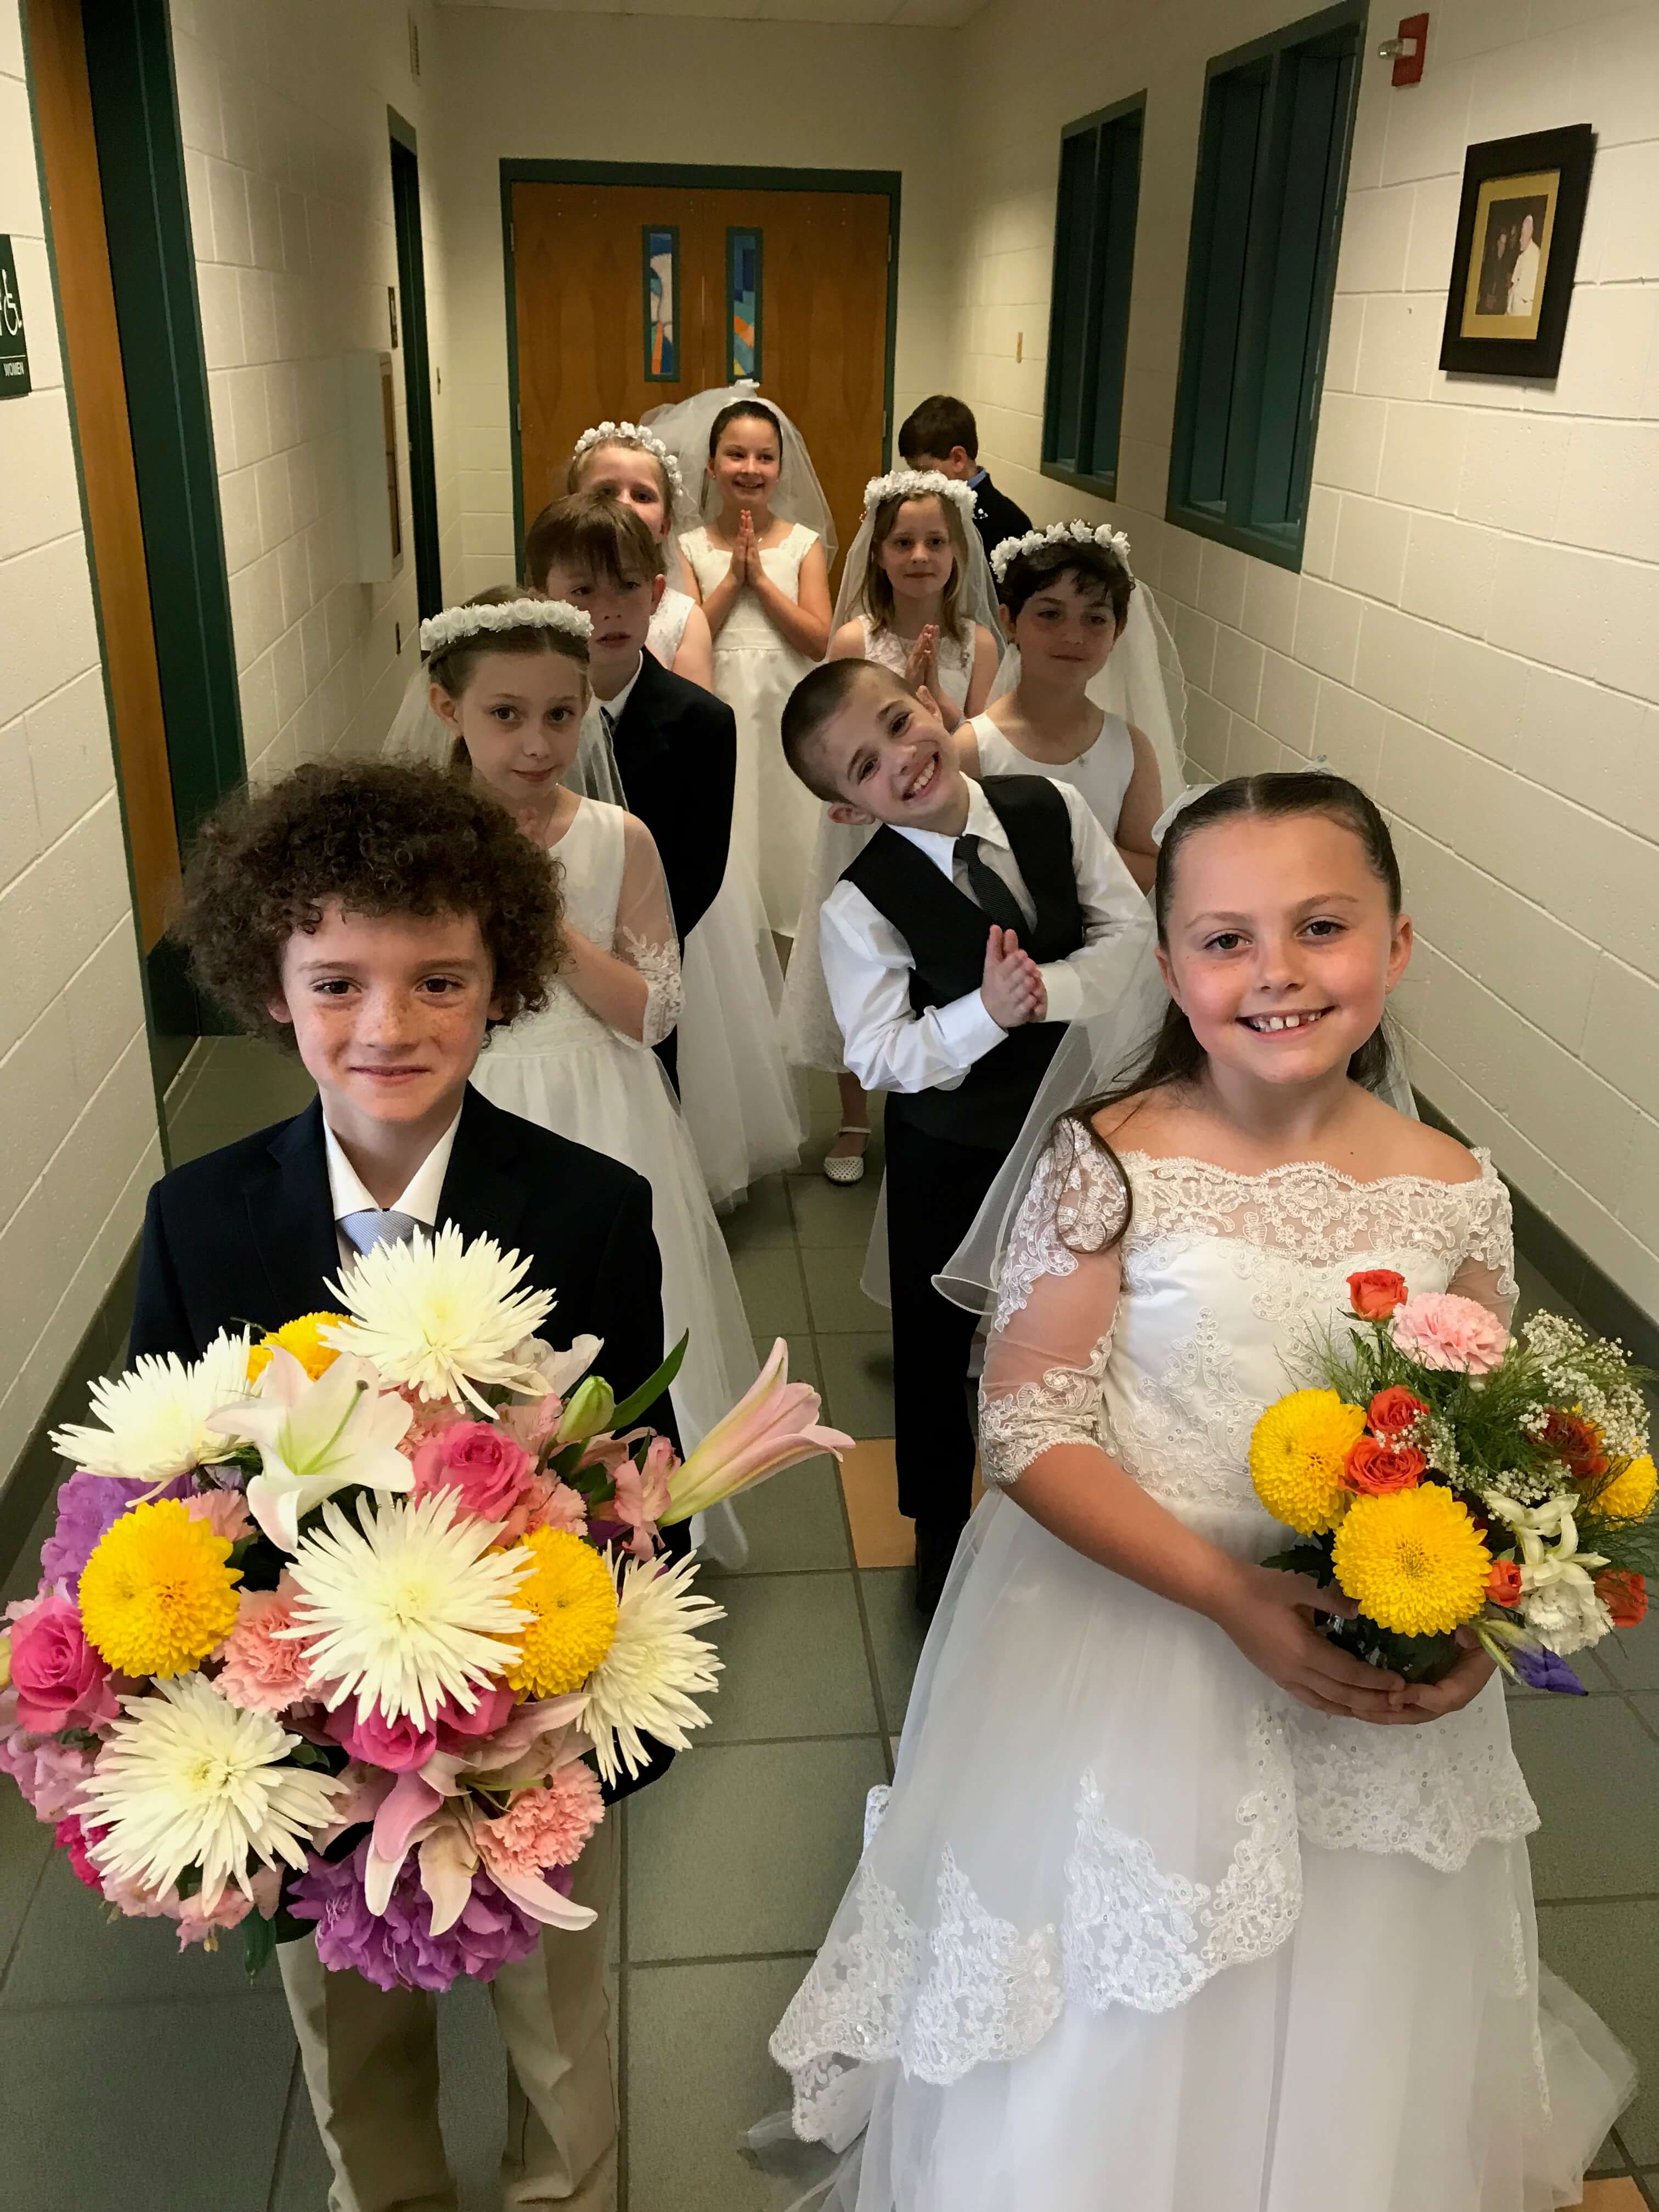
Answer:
[510,177,894,575]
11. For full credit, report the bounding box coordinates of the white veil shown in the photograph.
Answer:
[642,380,837,567]
[830,469,1003,666]
[382,654,456,768]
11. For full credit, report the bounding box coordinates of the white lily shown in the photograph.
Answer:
[1483,1491,1612,1656]
[209,1347,414,1551]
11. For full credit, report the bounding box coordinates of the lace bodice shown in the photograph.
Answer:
[862,615,975,710]
[491,797,683,1056]
[970,711,1136,842]
[982,1124,1518,1514]
[680,523,817,650]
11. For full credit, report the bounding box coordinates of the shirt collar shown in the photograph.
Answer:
[968,466,988,488]
[891,778,1007,868]
[598,652,646,723]
[323,1107,464,1228]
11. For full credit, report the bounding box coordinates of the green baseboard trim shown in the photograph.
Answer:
[1415,1092,1659,1373]
[0,1236,143,1593]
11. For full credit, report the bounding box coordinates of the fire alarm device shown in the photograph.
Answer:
[1379,12,1428,86]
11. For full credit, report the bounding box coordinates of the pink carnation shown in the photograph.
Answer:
[476,1765,605,1881]
[1389,1291,1510,1376]
[184,1489,252,1546]
[411,1420,536,1525]
[55,1814,108,1894]
[532,1480,588,1538]
[215,1576,315,1713]
[0,1719,96,1821]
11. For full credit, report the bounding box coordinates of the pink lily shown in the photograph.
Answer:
[659,1339,853,1527]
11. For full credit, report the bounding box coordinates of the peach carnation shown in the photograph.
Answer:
[1389,1291,1509,1376]
[215,1575,314,1713]
[476,1764,605,1880]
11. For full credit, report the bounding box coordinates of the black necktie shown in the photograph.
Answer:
[953,833,1028,936]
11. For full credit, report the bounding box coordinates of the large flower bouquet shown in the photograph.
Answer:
[1250,1271,1656,1690]
[0,1227,848,1987]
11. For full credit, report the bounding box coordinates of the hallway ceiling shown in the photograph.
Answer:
[437,0,975,24]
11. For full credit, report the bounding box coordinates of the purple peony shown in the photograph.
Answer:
[1513,1644,1588,1695]
[289,1839,548,1991]
[40,1471,191,1594]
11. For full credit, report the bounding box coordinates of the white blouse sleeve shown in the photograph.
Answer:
[978,1120,1130,1489]
[614,812,685,1049]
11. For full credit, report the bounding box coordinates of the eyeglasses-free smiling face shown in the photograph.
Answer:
[431,647,588,807]
[1005,569,1119,682]
[819,669,970,833]
[1157,812,1412,1092]
[268,903,501,1139]
[710,420,781,510]
[878,496,957,600]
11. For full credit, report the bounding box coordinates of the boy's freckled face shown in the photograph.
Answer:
[268,904,502,1131]
[819,673,969,835]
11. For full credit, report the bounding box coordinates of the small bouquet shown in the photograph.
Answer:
[1250,1270,1656,1691]
[0,1227,849,1987]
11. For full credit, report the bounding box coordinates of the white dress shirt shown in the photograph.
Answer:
[819,778,1154,1096]
[323,1109,462,1271]
[595,652,646,723]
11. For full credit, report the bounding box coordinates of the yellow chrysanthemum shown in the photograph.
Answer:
[1249,1389,1367,1537]
[247,1312,351,1384]
[1331,1485,1491,1637]
[506,1528,618,1697]
[78,1500,242,1679]
[1594,1453,1657,1522]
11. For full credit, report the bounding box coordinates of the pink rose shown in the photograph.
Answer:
[411,1421,535,1523]
[435,1680,517,1755]
[9,1590,116,1733]
[328,1701,438,1772]
[1389,1291,1510,1376]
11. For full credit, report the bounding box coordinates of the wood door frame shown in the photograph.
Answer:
[499,159,902,562]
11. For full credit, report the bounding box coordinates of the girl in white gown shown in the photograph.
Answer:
[422,589,758,1472]
[669,392,834,938]
[779,472,1002,1181]
[552,426,804,1209]
[768,772,1632,2210]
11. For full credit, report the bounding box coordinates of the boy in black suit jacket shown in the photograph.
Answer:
[898,394,1034,568]
[526,493,737,1094]
[137,759,673,2212]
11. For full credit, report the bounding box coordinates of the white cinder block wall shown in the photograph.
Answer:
[0,5,161,1479]
[427,6,963,603]
[943,0,1659,1322]
[170,0,452,775]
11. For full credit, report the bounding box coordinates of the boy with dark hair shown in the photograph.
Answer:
[897,394,1034,566]
[132,757,673,2212]
[782,659,1154,1616]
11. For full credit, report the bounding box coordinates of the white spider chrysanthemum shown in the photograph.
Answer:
[579,1551,725,1787]
[52,1330,253,1482]
[323,1223,557,1411]
[81,1673,346,1910]
[284,1490,533,1728]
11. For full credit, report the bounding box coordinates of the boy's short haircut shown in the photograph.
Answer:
[177,761,564,1051]
[523,490,664,592]
[998,536,1135,631]
[781,658,909,804]
[898,395,978,464]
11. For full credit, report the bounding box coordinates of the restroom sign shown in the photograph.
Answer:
[0,239,30,398]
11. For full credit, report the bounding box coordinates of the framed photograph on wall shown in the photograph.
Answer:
[1438,123,1593,379]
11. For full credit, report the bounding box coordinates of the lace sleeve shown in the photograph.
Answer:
[614,813,685,1049]
[1446,1154,1519,1324]
[979,1122,1128,1489]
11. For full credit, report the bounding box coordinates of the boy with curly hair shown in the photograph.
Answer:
[131,756,665,2212]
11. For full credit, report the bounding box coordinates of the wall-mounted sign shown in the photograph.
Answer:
[0,239,31,399]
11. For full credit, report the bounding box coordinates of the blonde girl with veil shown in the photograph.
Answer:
[779,469,1003,1182]
[648,384,835,940]
[565,420,714,690]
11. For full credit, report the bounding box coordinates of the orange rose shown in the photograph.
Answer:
[1596,1568,1647,1629]
[1342,1435,1427,1497]
[1486,1558,1523,1607]
[1348,1269,1408,1320]
[1368,1386,1428,1438]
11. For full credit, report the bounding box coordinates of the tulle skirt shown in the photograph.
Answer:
[717,636,821,939]
[679,861,804,1209]
[765,1494,1634,2211]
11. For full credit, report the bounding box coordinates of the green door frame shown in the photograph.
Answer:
[499,159,902,562]
[389,108,443,621]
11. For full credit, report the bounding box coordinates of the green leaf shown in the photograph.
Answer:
[608,1334,689,1430]
[1261,1542,1334,1579]
[243,1913,277,1982]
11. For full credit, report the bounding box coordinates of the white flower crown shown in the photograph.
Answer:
[861,468,978,518]
[571,420,686,505]
[989,520,1133,585]
[419,599,594,658]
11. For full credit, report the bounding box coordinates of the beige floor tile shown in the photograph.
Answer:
[1573,2182,1644,2208]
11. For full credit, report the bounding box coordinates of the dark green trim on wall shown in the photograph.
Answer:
[388,111,443,620]
[500,159,902,565]
[1040,90,1145,504]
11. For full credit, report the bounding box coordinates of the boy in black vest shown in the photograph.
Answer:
[898,395,1034,568]
[781,661,1153,1615]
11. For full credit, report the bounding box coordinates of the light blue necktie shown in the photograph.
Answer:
[340,1208,422,1256]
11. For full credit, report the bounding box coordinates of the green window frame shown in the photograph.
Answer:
[1166,1,1363,570]
[1041,95,1144,500]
